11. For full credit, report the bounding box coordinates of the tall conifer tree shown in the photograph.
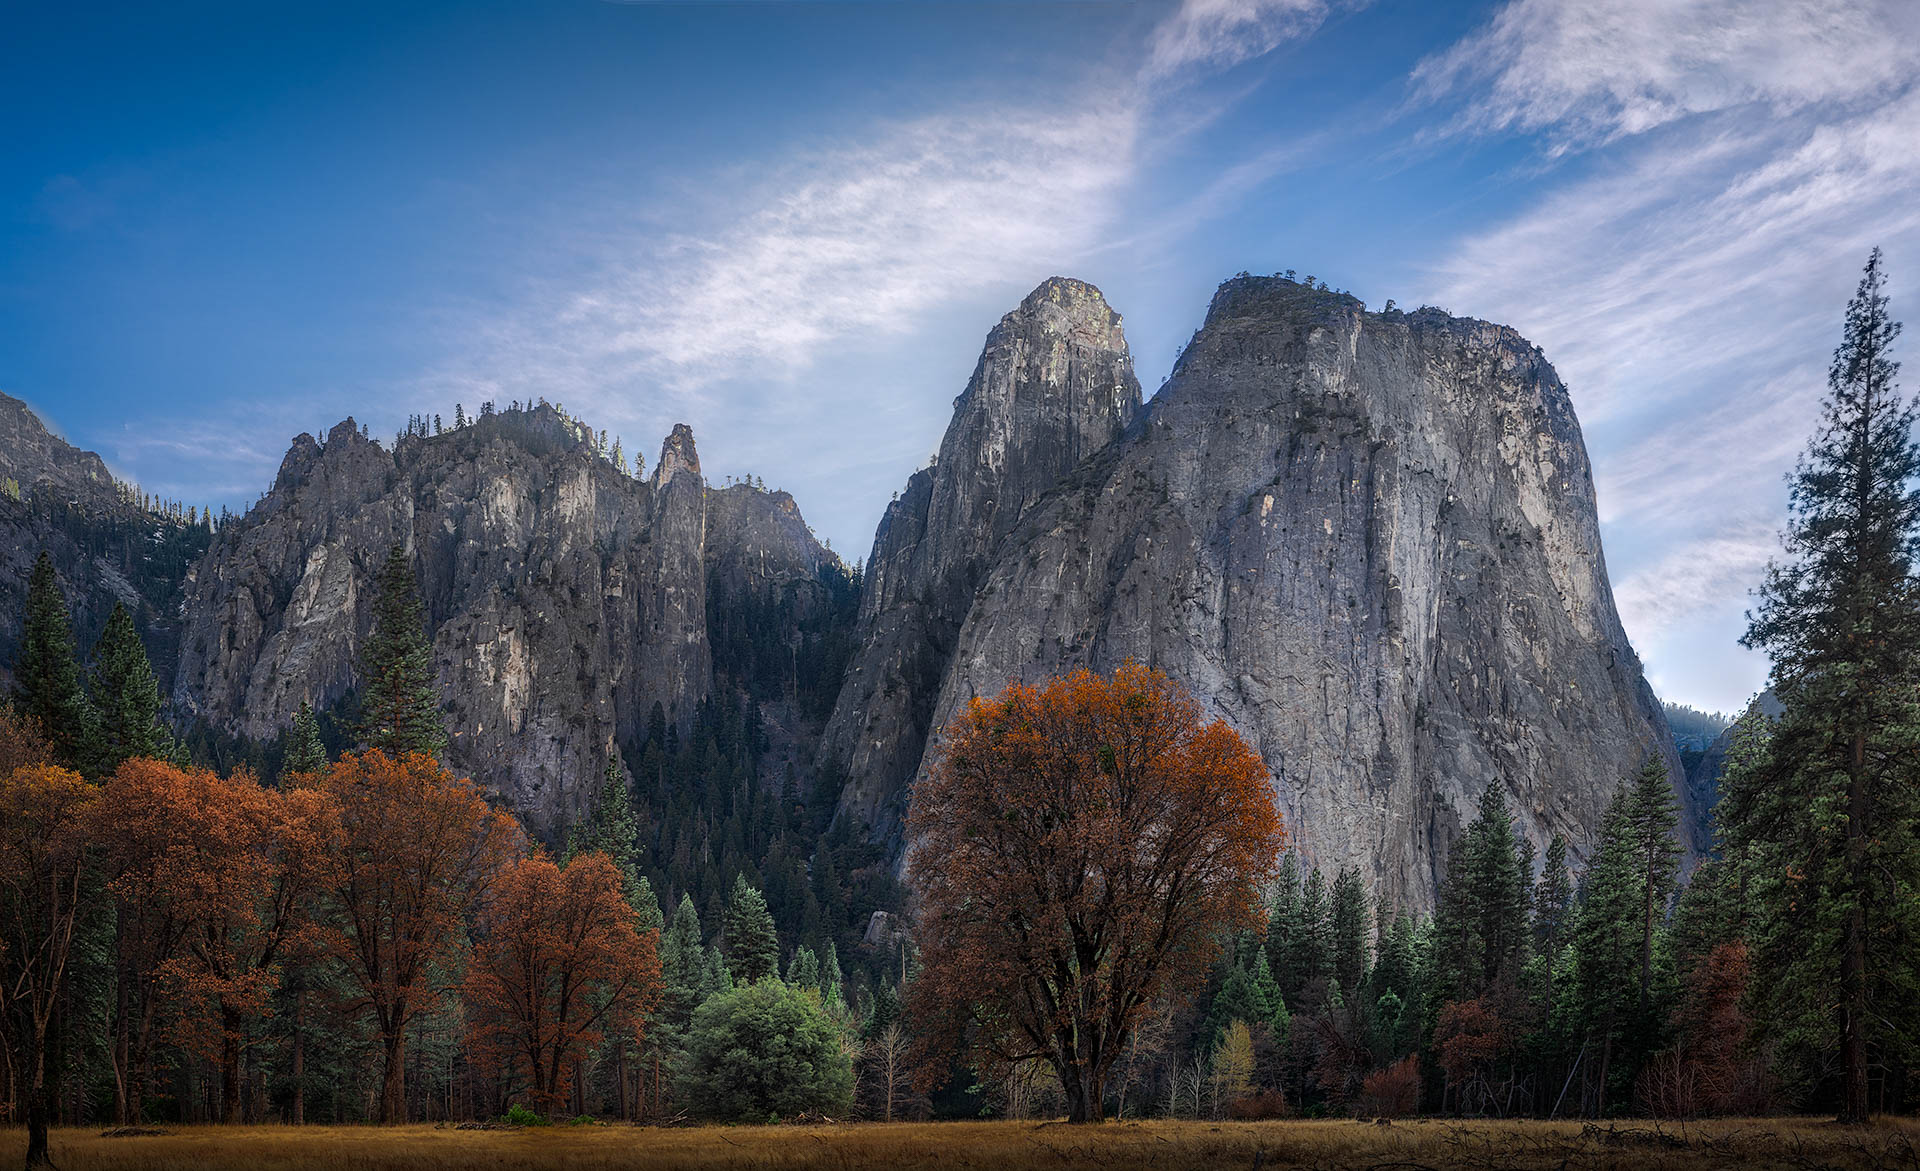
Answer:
[722,874,779,984]
[13,552,94,771]
[86,603,171,774]
[356,545,446,757]
[1734,249,1920,1122]
[284,700,327,777]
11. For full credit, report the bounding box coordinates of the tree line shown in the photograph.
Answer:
[0,545,909,1169]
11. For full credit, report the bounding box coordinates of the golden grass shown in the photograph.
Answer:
[5,1116,1918,1170]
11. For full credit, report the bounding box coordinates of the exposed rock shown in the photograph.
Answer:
[1683,690,1781,813]
[820,277,1142,832]
[0,392,207,691]
[833,276,1686,910]
[171,405,839,837]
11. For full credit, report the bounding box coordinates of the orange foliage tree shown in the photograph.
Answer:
[463,851,662,1114]
[0,763,96,1168]
[95,759,335,1123]
[1435,997,1510,1115]
[305,750,521,1123]
[907,663,1284,1123]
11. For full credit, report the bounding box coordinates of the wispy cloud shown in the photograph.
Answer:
[433,0,1339,424]
[1412,0,1919,153]
[1141,0,1345,86]
[1415,0,1920,703]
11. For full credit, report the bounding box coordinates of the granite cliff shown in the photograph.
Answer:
[820,277,1142,829]
[827,276,1688,910]
[169,404,844,836]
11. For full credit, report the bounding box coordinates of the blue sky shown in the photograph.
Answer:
[5,0,1919,713]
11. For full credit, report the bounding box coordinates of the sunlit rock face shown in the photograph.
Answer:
[820,276,1143,837]
[172,407,837,838]
[832,276,1685,910]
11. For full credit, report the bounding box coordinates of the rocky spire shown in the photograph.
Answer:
[821,276,1142,835]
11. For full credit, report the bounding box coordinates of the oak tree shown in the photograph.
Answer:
[305,750,520,1122]
[907,663,1284,1123]
[463,851,662,1113]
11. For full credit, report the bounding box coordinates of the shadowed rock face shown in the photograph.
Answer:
[820,277,1143,836]
[171,406,838,838]
[0,392,208,690]
[832,276,1686,909]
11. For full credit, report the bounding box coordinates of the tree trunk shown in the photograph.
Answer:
[1840,731,1870,1123]
[1062,1063,1104,1123]
[222,1007,244,1123]
[292,991,306,1126]
[380,1028,408,1124]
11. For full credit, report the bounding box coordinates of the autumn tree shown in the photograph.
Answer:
[0,764,96,1167]
[356,546,447,758]
[464,851,662,1113]
[168,767,333,1121]
[306,750,520,1122]
[1734,248,1920,1122]
[907,662,1285,1123]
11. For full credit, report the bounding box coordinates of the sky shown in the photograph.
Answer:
[4,0,1918,715]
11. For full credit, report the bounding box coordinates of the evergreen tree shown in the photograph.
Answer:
[568,749,644,897]
[1733,249,1920,1122]
[1330,866,1370,994]
[355,545,446,757]
[1532,834,1572,954]
[13,551,95,770]
[1434,781,1530,1002]
[1571,790,1642,1112]
[284,700,328,777]
[86,602,171,773]
[722,873,779,984]
[1624,757,1681,1017]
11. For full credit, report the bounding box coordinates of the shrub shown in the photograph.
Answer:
[1227,1089,1288,1120]
[681,979,854,1121]
[1355,1055,1421,1118]
[502,1103,549,1127]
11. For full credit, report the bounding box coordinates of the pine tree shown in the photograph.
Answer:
[13,551,95,770]
[722,873,779,984]
[355,545,446,757]
[86,602,171,774]
[1733,249,1920,1122]
[1624,757,1681,1017]
[1330,866,1370,994]
[284,699,327,777]
[569,749,645,898]
[1572,790,1642,1112]
[1434,781,1529,1002]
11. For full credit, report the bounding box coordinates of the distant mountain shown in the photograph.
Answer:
[0,391,209,695]
[169,404,851,838]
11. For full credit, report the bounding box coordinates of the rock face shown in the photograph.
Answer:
[0,391,208,691]
[820,277,1142,832]
[171,405,840,837]
[831,276,1686,910]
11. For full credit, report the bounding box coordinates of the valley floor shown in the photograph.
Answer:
[6,1117,1919,1171]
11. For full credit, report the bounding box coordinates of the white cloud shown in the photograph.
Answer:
[1417,0,1920,707]
[1413,0,1920,152]
[1141,0,1343,85]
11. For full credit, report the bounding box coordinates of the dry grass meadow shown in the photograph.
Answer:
[6,1117,1920,1171]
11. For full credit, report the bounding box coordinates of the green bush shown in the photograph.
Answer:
[680,978,854,1121]
[502,1102,550,1127]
